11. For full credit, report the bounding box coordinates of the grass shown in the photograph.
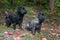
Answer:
[0,26,7,31]
[0,6,59,40]
[0,26,41,40]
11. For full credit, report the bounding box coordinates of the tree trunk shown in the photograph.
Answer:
[49,0,54,14]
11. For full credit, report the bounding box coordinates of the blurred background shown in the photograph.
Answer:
[0,0,60,40]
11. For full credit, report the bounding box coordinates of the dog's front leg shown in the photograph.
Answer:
[19,24,23,30]
[18,21,23,30]
[37,25,41,33]
[31,27,36,35]
[37,28,40,33]
[13,23,16,30]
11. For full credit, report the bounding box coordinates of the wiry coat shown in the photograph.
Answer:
[25,11,46,35]
[5,6,27,30]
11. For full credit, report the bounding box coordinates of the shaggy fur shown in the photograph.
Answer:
[5,6,27,30]
[25,11,46,35]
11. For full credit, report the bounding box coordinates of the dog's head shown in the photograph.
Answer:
[17,6,27,15]
[37,11,46,24]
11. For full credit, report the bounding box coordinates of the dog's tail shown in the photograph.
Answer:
[5,11,9,19]
[5,11,8,15]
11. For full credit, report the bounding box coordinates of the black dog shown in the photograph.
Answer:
[5,6,27,30]
[25,11,46,35]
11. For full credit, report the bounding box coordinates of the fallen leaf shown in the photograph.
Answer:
[56,34,60,37]
[30,33,34,38]
[49,31,56,36]
[20,33,27,37]
[14,36,22,40]
[4,31,13,35]
[40,36,47,40]
[41,27,46,31]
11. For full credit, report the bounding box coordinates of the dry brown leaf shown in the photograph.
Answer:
[56,34,60,37]
[50,29,53,31]
[49,31,56,36]
[40,36,47,40]
[20,33,27,37]
[41,27,46,31]
[30,33,34,38]
[55,29,60,33]
[14,36,22,40]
